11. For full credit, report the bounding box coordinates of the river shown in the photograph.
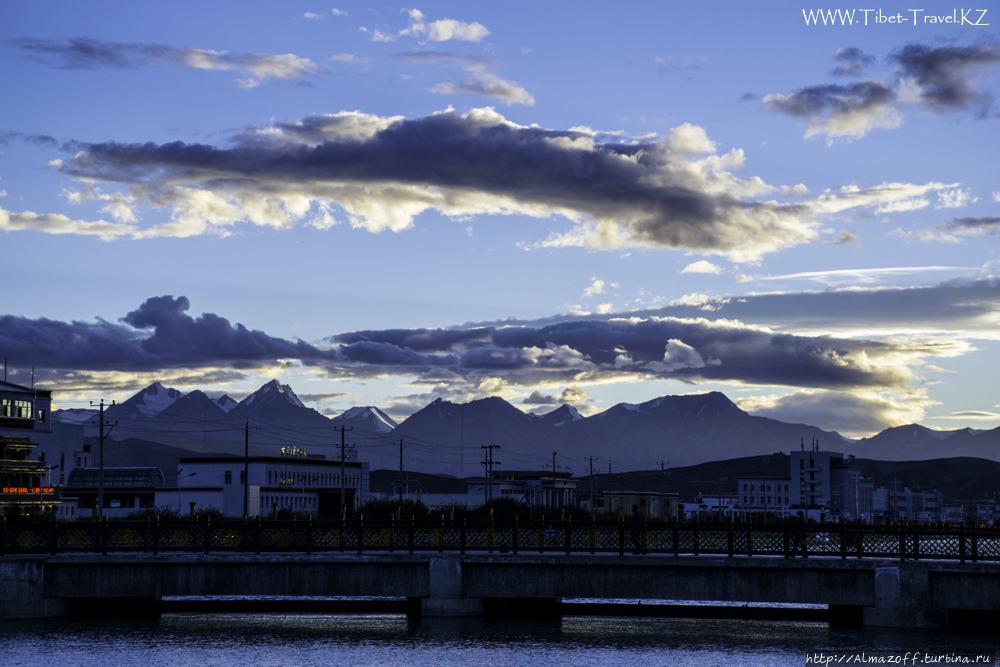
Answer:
[2,612,996,666]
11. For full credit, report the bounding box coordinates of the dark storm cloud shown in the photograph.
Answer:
[765,42,1000,139]
[57,108,815,259]
[0,295,337,371]
[890,43,1000,115]
[9,37,320,83]
[332,327,492,352]
[338,340,457,366]
[949,216,1000,229]
[832,47,876,76]
[763,80,896,120]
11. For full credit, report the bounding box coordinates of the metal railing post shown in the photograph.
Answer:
[50,515,58,555]
[726,520,734,558]
[460,519,466,555]
[203,516,211,555]
[101,515,109,555]
[672,520,679,556]
[971,523,978,562]
[840,520,847,560]
[153,515,160,555]
[512,516,519,555]
[782,521,790,559]
[357,519,364,555]
[565,518,571,556]
[959,522,966,563]
[255,515,262,555]
[618,517,625,557]
[408,516,414,555]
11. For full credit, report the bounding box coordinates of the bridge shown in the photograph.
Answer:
[3,518,1000,628]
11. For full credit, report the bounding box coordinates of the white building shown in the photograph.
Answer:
[164,452,369,517]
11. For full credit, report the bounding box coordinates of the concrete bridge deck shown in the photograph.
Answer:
[4,551,1000,628]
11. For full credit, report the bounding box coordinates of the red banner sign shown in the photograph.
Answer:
[1,487,55,494]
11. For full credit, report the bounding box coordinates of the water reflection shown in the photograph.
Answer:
[1,614,996,667]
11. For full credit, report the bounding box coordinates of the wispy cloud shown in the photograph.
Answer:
[391,51,498,72]
[11,37,321,86]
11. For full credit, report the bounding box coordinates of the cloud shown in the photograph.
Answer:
[48,108,820,260]
[681,260,722,274]
[832,47,875,76]
[809,181,962,215]
[765,42,1000,141]
[522,385,591,405]
[304,12,321,20]
[0,205,135,239]
[0,295,339,372]
[0,131,58,146]
[763,80,901,143]
[582,278,605,298]
[933,410,1000,421]
[757,265,972,286]
[890,42,1000,116]
[654,56,708,73]
[737,389,930,437]
[391,51,498,72]
[11,37,321,85]
[463,276,1000,340]
[331,9,347,16]
[328,315,955,393]
[329,53,371,64]
[400,9,489,42]
[431,73,535,105]
[360,28,395,42]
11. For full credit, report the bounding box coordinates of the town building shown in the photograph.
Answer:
[62,467,164,518]
[467,470,577,507]
[737,476,792,515]
[0,435,59,514]
[163,451,369,517]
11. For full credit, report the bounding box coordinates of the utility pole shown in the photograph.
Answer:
[90,399,116,519]
[481,444,500,501]
[334,426,353,512]
[585,456,598,512]
[238,420,256,517]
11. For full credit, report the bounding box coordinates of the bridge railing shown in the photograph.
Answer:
[2,517,997,562]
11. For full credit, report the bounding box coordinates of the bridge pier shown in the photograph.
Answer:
[420,556,484,617]
[863,564,948,629]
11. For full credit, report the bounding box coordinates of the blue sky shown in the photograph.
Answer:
[1,1,998,437]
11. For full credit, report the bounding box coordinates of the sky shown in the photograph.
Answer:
[1,1,999,438]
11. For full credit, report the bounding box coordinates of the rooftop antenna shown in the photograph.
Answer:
[800,437,804,452]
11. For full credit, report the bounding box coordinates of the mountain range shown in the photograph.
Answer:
[52,381,1000,476]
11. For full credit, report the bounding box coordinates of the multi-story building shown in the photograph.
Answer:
[737,476,792,513]
[161,450,369,517]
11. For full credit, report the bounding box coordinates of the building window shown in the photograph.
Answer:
[240,471,246,484]
[225,471,232,484]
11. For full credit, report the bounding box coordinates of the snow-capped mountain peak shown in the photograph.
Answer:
[241,379,305,409]
[339,406,398,432]
[213,394,239,413]
[125,382,183,416]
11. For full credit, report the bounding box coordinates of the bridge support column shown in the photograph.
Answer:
[863,564,947,628]
[0,558,72,620]
[420,556,485,617]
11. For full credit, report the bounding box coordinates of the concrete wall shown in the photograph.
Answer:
[6,552,1000,628]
